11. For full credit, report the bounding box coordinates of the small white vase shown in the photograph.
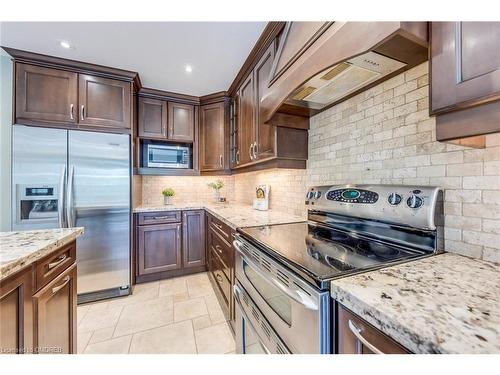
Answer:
[164,196,172,205]
[213,190,221,202]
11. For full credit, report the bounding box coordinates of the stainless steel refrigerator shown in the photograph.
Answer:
[12,125,131,303]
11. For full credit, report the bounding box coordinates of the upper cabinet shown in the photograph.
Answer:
[260,22,429,123]
[15,64,78,125]
[78,74,131,129]
[14,61,133,132]
[168,102,195,142]
[430,22,500,142]
[237,73,256,166]
[200,101,228,172]
[137,96,195,143]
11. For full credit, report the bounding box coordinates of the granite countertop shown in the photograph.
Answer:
[331,253,500,354]
[134,202,306,229]
[0,227,84,281]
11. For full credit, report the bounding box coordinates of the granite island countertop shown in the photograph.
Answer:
[0,227,84,281]
[134,202,306,229]
[331,253,500,354]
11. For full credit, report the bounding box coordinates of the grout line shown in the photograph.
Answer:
[191,320,199,354]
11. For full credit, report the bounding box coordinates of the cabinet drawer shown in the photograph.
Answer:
[138,211,181,225]
[338,304,410,354]
[35,241,76,292]
[208,214,232,242]
[209,252,231,307]
[208,228,232,273]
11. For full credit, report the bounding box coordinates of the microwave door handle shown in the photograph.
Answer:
[66,165,75,227]
[233,240,319,311]
[58,164,66,228]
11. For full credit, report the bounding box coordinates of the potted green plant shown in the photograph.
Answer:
[162,187,175,205]
[207,180,224,202]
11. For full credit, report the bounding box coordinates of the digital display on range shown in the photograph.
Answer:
[26,187,53,196]
[341,190,360,199]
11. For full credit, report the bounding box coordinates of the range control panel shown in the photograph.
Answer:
[326,188,379,204]
[305,184,443,230]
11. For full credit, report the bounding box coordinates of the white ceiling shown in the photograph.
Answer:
[0,22,267,96]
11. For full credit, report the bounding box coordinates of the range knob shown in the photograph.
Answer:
[314,191,322,199]
[407,195,423,209]
[387,193,402,206]
[306,191,314,200]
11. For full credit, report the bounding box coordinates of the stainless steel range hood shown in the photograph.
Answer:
[261,22,429,124]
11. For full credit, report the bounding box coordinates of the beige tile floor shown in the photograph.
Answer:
[77,272,236,354]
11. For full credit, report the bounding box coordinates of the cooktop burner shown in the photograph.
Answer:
[238,221,428,286]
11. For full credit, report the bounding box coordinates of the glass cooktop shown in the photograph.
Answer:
[238,222,427,285]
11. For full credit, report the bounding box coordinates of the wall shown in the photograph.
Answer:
[0,52,13,231]
[140,175,234,206]
[307,62,500,263]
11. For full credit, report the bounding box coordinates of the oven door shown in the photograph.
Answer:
[233,235,331,354]
[234,281,290,354]
[147,145,189,168]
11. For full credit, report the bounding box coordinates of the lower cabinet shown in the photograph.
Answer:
[0,241,77,354]
[135,210,206,282]
[33,264,77,354]
[337,304,410,354]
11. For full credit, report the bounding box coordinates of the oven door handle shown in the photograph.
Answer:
[233,284,272,354]
[233,240,319,311]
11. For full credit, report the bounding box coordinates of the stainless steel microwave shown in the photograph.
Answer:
[146,144,191,169]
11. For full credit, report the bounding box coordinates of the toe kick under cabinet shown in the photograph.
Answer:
[134,210,207,283]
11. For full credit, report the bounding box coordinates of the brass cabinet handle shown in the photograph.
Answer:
[348,320,384,354]
[235,150,240,164]
[249,144,253,160]
[215,244,223,254]
[47,254,67,270]
[151,215,173,221]
[80,105,85,121]
[70,104,74,120]
[253,142,258,159]
[219,154,223,168]
[216,273,223,283]
[213,223,223,230]
[51,275,71,294]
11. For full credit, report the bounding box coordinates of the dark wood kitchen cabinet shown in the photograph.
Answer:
[168,102,195,142]
[14,61,133,132]
[200,101,227,171]
[337,304,410,354]
[15,64,78,126]
[138,97,168,139]
[431,22,500,142]
[137,222,182,275]
[33,264,77,354]
[78,74,131,130]
[0,267,34,354]
[134,210,207,283]
[237,73,256,166]
[182,210,206,269]
[0,240,78,355]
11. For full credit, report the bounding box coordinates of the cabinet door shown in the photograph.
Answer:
[79,74,131,129]
[138,97,168,139]
[182,210,206,269]
[15,63,78,125]
[337,304,409,354]
[255,42,276,159]
[33,264,77,354]
[237,73,256,165]
[168,102,194,142]
[137,223,182,275]
[200,102,225,171]
[0,268,33,354]
[431,22,500,114]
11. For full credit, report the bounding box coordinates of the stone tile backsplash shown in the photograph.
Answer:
[139,62,500,263]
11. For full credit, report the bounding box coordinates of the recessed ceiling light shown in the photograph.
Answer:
[185,65,193,73]
[59,40,72,49]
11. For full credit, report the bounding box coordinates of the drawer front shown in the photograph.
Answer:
[35,241,76,292]
[207,214,231,242]
[138,211,181,225]
[208,228,232,274]
[209,249,231,306]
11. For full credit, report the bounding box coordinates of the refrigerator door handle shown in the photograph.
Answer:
[58,164,66,228]
[66,165,75,228]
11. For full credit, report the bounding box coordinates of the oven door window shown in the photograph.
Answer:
[149,147,183,164]
[243,262,292,326]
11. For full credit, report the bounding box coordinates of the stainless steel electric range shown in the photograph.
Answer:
[233,184,443,354]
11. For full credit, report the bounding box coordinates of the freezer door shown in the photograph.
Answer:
[68,130,130,296]
[12,125,67,230]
